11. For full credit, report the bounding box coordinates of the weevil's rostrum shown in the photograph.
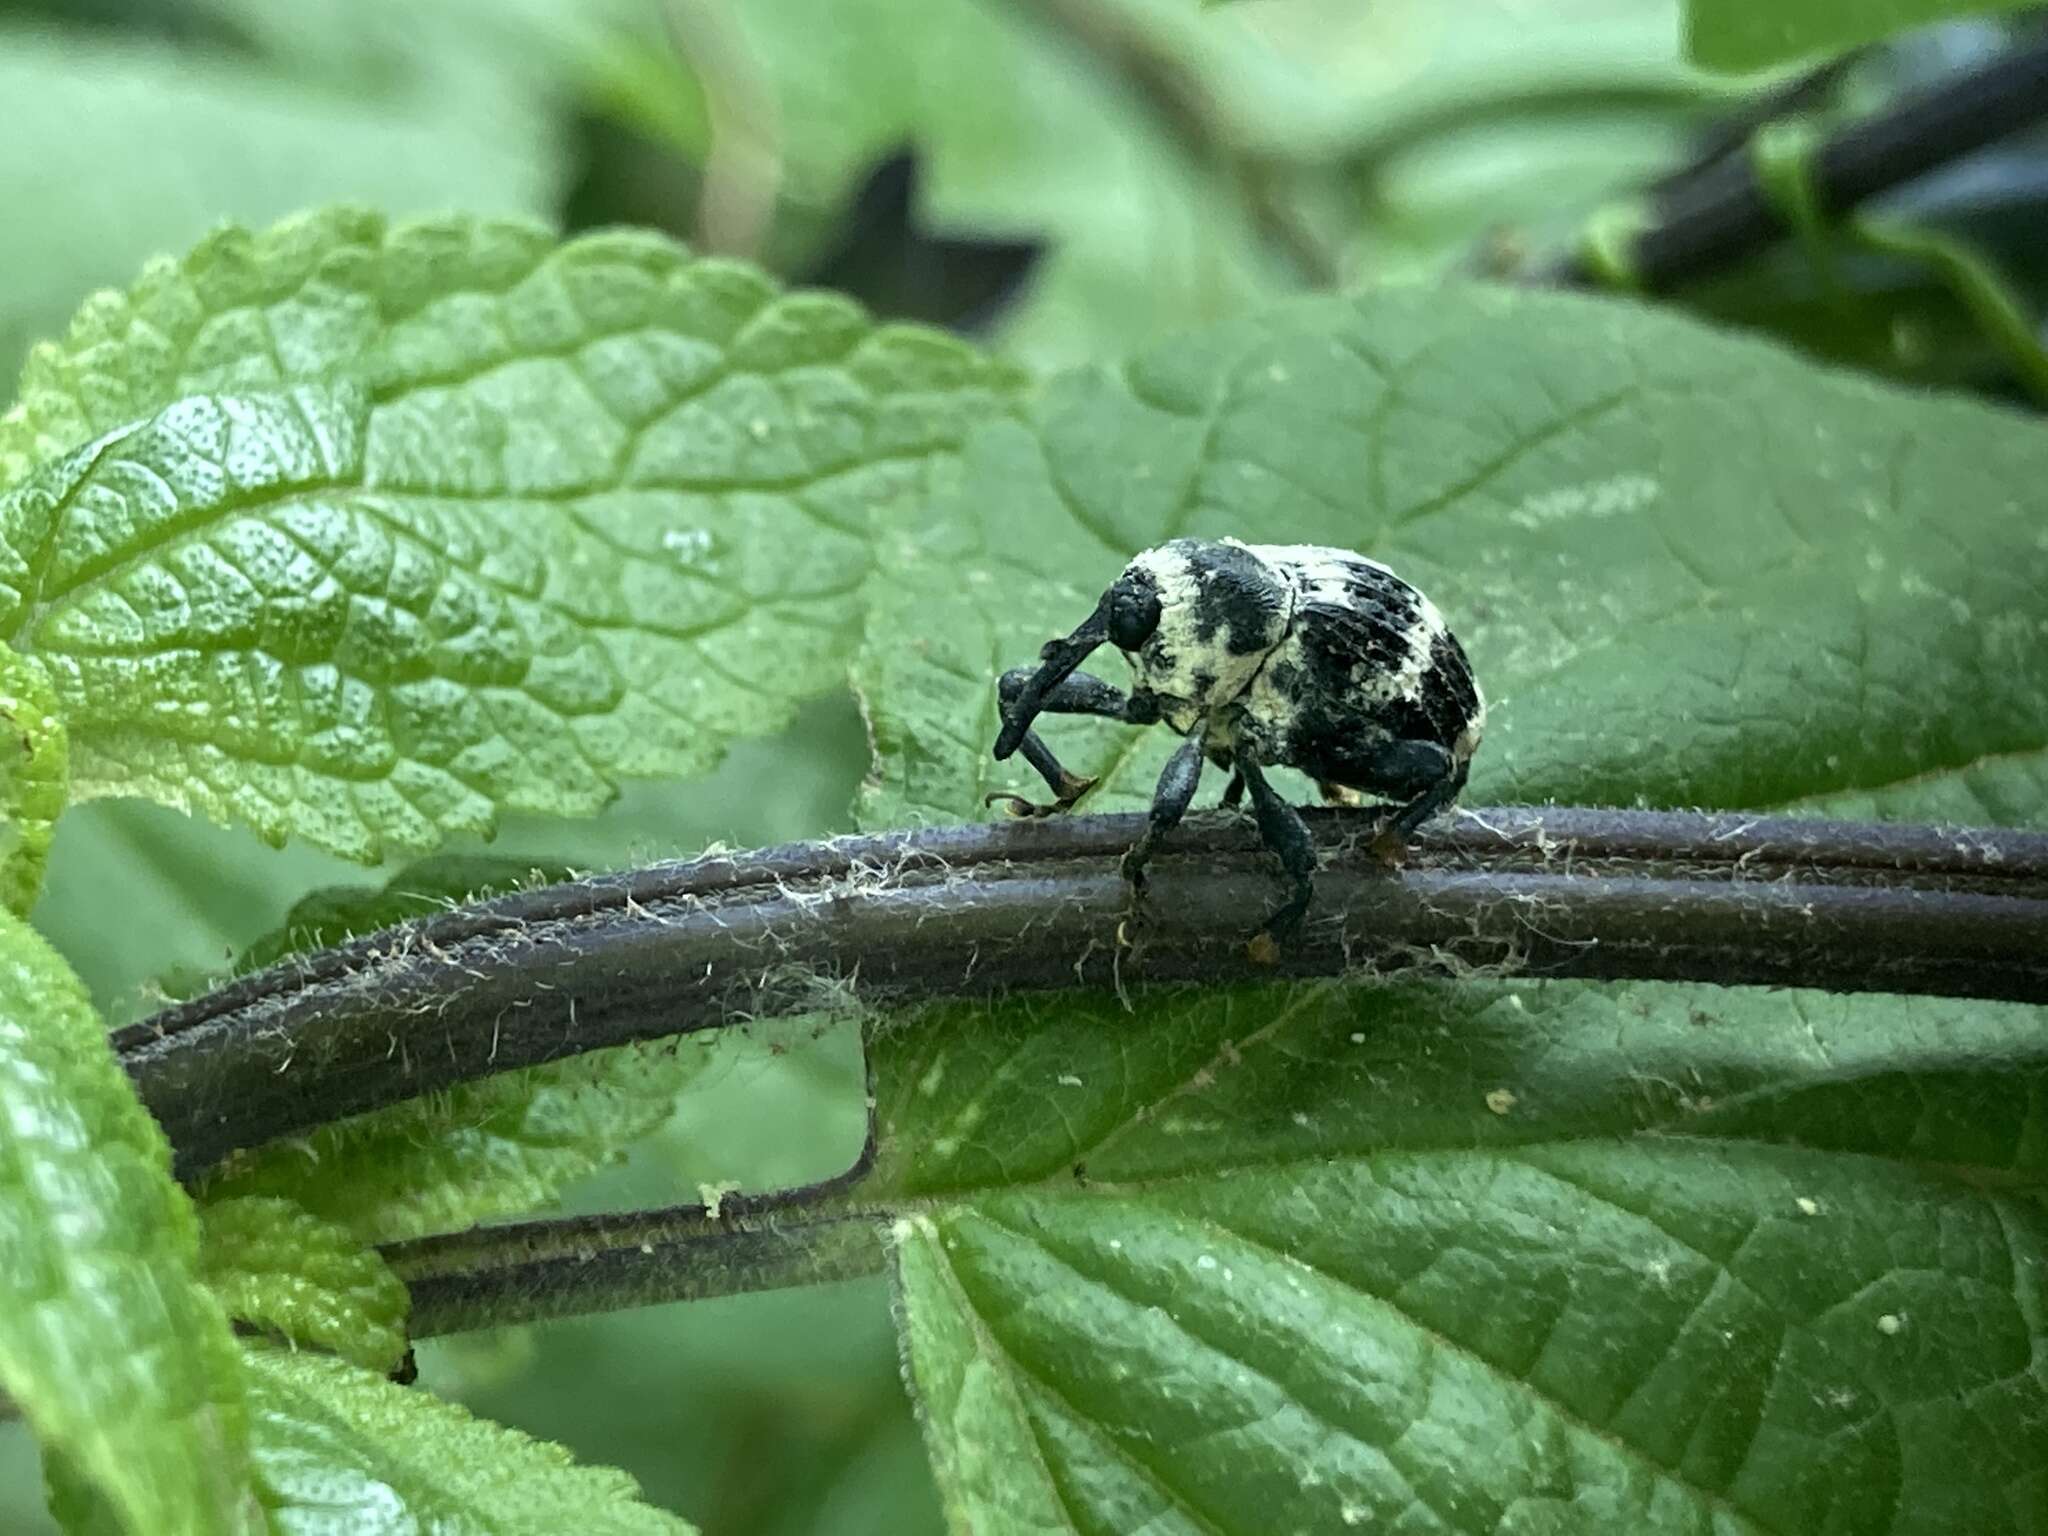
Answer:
[990,537,1484,947]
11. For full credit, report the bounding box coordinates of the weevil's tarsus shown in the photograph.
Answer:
[1118,731,1206,894]
[1240,756,1317,945]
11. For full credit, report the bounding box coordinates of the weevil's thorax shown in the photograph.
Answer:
[1115,539,1292,733]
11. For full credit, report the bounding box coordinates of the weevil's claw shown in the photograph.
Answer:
[985,792,1057,818]
[1369,819,1409,866]
[1056,771,1098,805]
[983,772,1097,820]
[1245,929,1282,966]
[1115,849,1155,959]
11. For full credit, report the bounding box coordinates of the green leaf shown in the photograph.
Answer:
[855,283,2048,1530]
[195,1035,736,1243]
[194,856,719,1242]
[0,641,67,915]
[856,284,2048,830]
[0,210,1014,860]
[1682,0,2042,71]
[0,20,562,391]
[199,1198,409,1374]
[878,979,2048,1534]
[243,1347,695,1534]
[0,906,255,1534]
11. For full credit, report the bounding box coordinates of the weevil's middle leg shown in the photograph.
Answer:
[1238,757,1317,962]
[987,668,1150,817]
[1119,732,1206,894]
[1115,731,1206,950]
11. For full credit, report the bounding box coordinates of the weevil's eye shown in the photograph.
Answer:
[1108,587,1163,651]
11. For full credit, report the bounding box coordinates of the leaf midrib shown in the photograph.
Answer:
[878,1129,2047,1207]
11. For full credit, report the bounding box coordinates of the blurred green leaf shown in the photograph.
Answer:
[243,1347,694,1534]
[440,1277,942,1536]
[199,1198,409,1374]
[0,642,67,915]
[0,905,254,1534]
[859,284,2048,830]
[1684,0,2040,70]
[883,979,2048,1533]
[197,1021,717,1245]
[0,209,1013,861]
[0,20,563,390]
[722,0,1302,367]
[1851,215,2048,402]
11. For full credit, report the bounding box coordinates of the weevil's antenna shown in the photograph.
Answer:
[992,599,1108,760]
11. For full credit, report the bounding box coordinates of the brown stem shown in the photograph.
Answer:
[117,807,2048,1180]
[1539,35,2048,289]
[387,1146,885,1338]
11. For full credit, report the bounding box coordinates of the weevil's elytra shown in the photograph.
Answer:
[988,537,1485,950]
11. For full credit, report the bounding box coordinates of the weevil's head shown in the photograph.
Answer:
[1112,540,1292,730]
[992,539,1292,760]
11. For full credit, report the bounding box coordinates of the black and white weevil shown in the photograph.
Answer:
[989,538,1485,951]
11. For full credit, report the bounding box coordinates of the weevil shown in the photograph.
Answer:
[989,538,1484,950]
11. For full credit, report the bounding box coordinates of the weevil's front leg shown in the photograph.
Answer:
[1238,757,1317,963]
[1119,731,1206,894]
[986,668,1146,817]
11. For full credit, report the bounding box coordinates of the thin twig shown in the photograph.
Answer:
[1006,0,1342,285]
[387,1146,884,1338]
[117,807,2048,1179]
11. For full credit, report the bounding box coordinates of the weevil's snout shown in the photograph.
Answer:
[993,596,1109,760]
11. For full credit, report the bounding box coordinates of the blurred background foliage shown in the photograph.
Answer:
[1,0,2043,1530]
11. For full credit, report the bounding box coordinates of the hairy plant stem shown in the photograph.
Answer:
[121,806,2048,1185]
[99,804,2048,1338]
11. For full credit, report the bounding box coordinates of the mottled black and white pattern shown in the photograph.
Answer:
[1115,539,1483,780]
[989,536,1484,947]
[1233,543,1484,786]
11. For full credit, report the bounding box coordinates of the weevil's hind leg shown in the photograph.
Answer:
[1387,759,1468,838]
[1238,758,1316,961]
[1205,744,1245,810]
[1336,739,1464,851]
[985,668,1136,816]
[1119,732,1205,900]
[1366,743,1467,842]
